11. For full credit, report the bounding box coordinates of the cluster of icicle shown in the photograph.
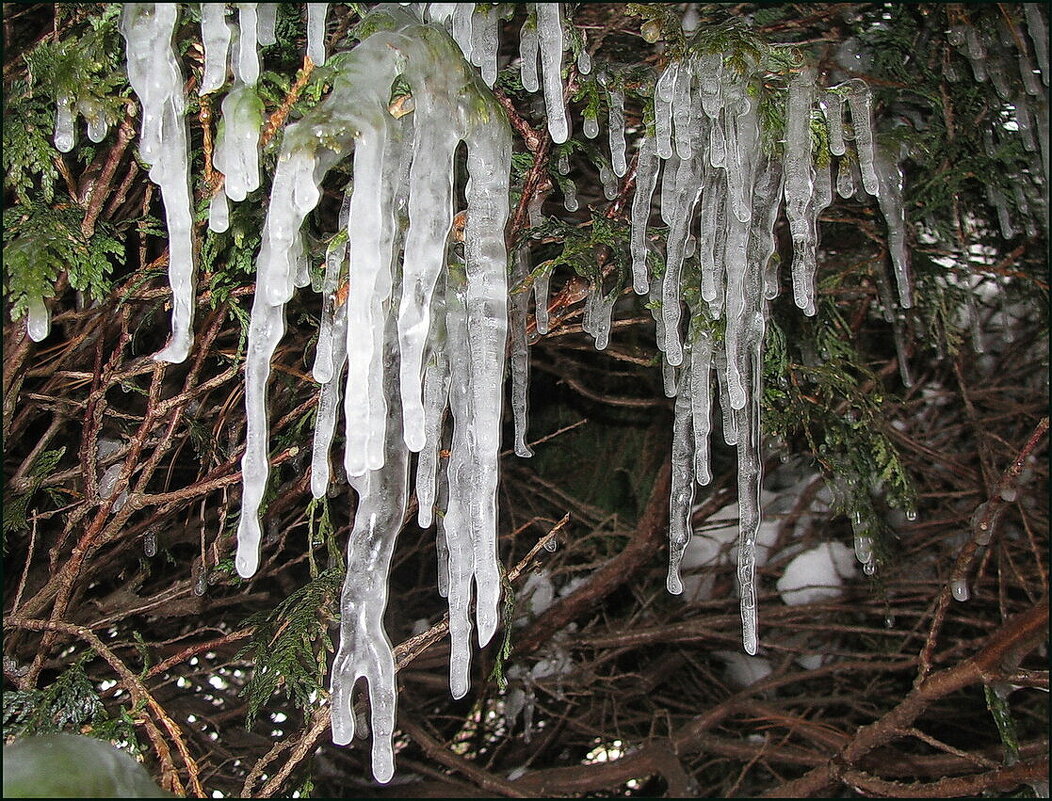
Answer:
[428,3,575,144]
[572,52,914,655]
[947,5,1049,237]
[90,1,923,784]
[233,6,510,782]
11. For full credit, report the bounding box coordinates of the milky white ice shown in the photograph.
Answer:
[121,4,195,364]
[306,3,329,66]
[232,7,511,782]
[199,3,230,95]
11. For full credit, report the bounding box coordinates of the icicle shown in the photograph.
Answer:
[784,68,817,316]
[725,85,757,224]
[256,3,277,45]
[822,91,846,156]
[583,110,599,139]
[456,115,512,653]
[750,154,786,302]
[599,161,618,200]
[672,63,693,160]
[208,189,230,233]
[231,11,515,782]
[519,11,540,93]
[236,295,288,577]
[873,144,913,308]
[697,52,723,118]
[733,307,765,656]
[987,53,1012,101]
[25,296,50,342]
[655,62,676,160]
[509,248,534,456]
[667,357,696,595]
[562,178,578,211]
[235,4,261,86]
[630,136,660,294]
[835,158,856,198]
[121,3,196,364]
[690,330,714,485]
[310,301,348,499]
[54,94,75,153]
[576,36,592,74]
[964,25,987,82]
[987,184,1016,239]
[592,288,617,350]
[397,93,458,452]
[313,233,347,384]
[697,167,724,308]
[536,2,569,143]
[714,349,737,446]
[200,3,231,94]
[659,154,680,226]
[649,270,666,354]
[306,3,328,67]
[607,85,627,176]
[470,4,499,88]
[79,99,108,143]
[330,325,408,788]
[662,359,678,398]
[213,84,263,202]
[843,79,879,196]
[533,267,551,334]
[662,155,703,367]
[1024,5,1049,86]
[416,340,451,527]
[342,117,407,478]
[451,3,475,63]
[1015,94,1037,153]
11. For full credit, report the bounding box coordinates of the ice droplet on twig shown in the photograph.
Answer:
[54,94,75,153]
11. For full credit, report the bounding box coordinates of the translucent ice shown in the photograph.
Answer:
[25,295,50,342]
[607,85,627,176]
[536,3,568,143]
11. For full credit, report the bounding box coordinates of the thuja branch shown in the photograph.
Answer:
[5,618,207,797]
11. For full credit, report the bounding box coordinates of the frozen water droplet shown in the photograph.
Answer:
[144,530,158,557]
[26,295,50,342]
[950,579,970,602]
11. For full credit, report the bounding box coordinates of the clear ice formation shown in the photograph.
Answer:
[231,7,511,781]
[121,4,196,364]
[106,1,934,782]
[632,51,912,655]
[536,3,569,143]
